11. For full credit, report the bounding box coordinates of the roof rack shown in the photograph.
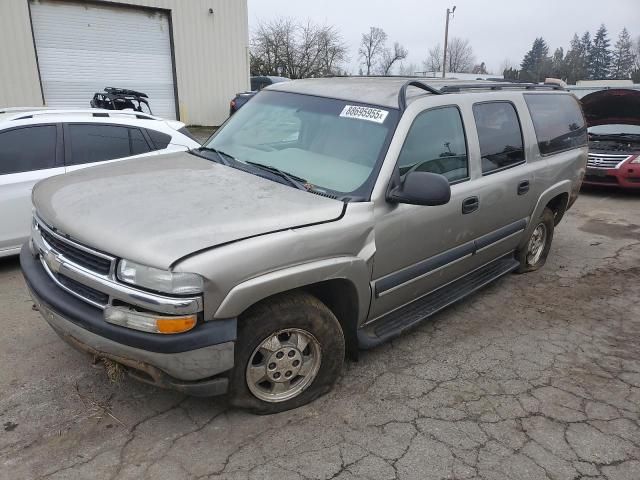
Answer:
[5,109,158,122]
[439,83,564,93]
[398,81,442,112]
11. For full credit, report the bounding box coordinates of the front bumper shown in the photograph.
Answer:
[21,245,236,396]
[583,164,640,189]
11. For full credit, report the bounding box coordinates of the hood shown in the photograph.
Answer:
[33,152,345,269]
[580,88,640,127]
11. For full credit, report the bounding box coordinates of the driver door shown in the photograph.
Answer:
[370,105,481,319]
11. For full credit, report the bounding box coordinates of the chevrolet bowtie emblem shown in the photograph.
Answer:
[44,251,62,274]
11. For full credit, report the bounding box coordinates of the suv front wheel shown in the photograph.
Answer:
[229,292,345,414]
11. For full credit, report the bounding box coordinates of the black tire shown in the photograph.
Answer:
[515,207,555,273]
[228,291,345,414]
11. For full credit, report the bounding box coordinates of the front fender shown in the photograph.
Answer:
[213,256,372,323]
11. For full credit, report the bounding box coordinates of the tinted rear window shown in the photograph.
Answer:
[130,128,151,155]
[524,94,587,155]
[67,124,130,165]
[0,126,57,174]
[146,129,172,149]
[473,102,525,174]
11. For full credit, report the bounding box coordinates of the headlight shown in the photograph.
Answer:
[631,156,640,164]
[117,259,203,295]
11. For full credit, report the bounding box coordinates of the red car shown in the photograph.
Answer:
[581,88,640,189]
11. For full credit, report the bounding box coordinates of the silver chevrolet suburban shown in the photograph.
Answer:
[22,78,587,414]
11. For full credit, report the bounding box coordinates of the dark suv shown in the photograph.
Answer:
[229,76,290,115]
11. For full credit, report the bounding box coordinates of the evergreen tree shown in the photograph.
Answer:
[589,25,612,79]
[581,31,594,79]
[564,33,587,84]
[551,47,566,79]
[611,28,635,79]
[520,37,550,82]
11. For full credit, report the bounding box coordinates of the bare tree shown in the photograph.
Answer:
[318,25,349,76]
[499,58,516,74]
[358,27,388,75]
[379,42,408,75]
[250,18,349,79]
[447,38,475,73]
[424,44,443,74]
[398,62,420,76]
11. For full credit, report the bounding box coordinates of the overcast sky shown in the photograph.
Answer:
[247,0,640,75]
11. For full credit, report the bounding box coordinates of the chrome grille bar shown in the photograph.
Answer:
[587,153,631,169]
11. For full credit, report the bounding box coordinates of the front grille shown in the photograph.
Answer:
[57,274,109,305]
[587,154,630,169]
[40,228,112,275]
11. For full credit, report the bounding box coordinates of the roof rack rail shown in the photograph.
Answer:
[398,81,442,112]
[439,83,564,93]
[9,109,158,121]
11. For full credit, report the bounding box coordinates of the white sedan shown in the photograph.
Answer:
[0,108,201,257]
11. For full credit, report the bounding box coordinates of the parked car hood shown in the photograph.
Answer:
[580,88,640,127]
[33,152,345,269]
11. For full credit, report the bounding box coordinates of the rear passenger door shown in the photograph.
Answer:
[0,124,64,252]
[466,100,535,264]
[63,123,153,172]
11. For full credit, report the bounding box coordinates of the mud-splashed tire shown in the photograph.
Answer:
[228,292,345,415]
[515,207,555,273]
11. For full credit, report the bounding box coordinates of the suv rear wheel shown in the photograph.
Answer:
[229,292,345,414]
[515,207,555,273]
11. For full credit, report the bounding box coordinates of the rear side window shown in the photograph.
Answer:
[0,126,57,174]
[67,124,130,165]
[129,128,151,155]
[397,107,469,183]
[178,127,199,143]
[473,102,525,174]
[146,129,172,149]
[524,94,587,155]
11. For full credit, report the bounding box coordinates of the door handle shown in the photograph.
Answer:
[518,180,530,195]
[462,196,479,214]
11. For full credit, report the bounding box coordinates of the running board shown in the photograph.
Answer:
[358,256,519,349]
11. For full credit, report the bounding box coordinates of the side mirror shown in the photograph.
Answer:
[387,171,451,206]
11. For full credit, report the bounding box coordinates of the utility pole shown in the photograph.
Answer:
[442,6,456,78]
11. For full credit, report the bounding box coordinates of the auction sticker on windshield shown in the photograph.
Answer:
[340,105,389,124]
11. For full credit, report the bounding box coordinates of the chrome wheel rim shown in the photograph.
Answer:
[246,329,322,403]
[526,223,547,266]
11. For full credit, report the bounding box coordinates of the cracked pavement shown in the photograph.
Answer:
[1,188,639,480]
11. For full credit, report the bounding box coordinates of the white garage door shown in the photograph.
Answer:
[30,0,177,119]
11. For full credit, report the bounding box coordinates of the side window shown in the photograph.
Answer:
[0,126,57,175]
[146,129,172,150]
[67,124,130,165]
[524,93,587,155]
[129,128,151,155]
[397,107,468,183]
[473,102,525,174]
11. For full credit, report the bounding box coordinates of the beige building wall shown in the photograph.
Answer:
[0,1,44,108]
[0,0,250,126]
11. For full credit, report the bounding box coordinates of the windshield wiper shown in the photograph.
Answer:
[245,161,310,191]
[192,146,236,166]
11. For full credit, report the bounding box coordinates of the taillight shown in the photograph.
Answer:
[230,100,236,109]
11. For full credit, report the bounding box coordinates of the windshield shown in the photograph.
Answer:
[204,91,399,198]
[589,124,640,136]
